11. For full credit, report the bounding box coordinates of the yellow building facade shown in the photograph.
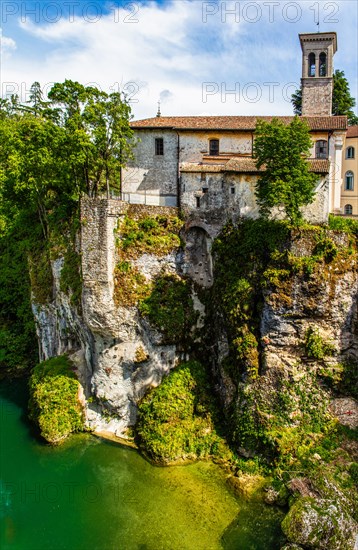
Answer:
[341,126,358,216]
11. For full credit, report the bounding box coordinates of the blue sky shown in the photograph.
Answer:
[1,1,357,119]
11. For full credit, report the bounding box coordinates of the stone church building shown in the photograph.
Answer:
[122,32,348,226]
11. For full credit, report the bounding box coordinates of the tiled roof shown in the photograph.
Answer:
[347,125,358,138]
[225,158,263,172]
[180,163,223,173]
[308,159,330,173]
[131,115,347,131]
[180,158,330,174]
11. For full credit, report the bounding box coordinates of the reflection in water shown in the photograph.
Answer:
[222,502,286,549]
[0,379,284,550]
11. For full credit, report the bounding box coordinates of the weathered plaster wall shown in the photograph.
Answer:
[179,131,253,162]
[181,170,329,225]
[122,129,178,206]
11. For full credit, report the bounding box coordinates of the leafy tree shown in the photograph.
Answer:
[48,80,135,197]
[253,117,318,226]
[332,70,358,124]
[291,70,358,125]
[0,80,135,374]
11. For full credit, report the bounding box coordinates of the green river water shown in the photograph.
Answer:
[0,380,285,550]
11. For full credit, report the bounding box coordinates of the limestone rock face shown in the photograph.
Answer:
[32,198,205,438]
[31,257,94,392]
[281,497,358,550]
[261,232,358,373]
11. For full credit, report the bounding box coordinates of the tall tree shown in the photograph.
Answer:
[291,70,358,125]
[253,117,318,226]
[0,80,135,374]
[48,80,135,197]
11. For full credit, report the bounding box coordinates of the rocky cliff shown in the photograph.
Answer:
[32,198,202,437]
[31,199,358,548]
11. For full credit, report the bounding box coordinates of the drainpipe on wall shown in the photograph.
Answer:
[327,130,334,214]
[176,132,181,209]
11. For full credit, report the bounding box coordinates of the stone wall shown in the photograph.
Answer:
[301,78,333,116]
[179,131,253,162]
[122,129,178,206]
[181,170,329,226]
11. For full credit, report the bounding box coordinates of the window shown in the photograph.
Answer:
[196,196,200,208]
[308,53,316,77]
[319,52,327,76]
[230,187,235,194]
[155,138,164,155]
[202,187,208,194]
[344,204,353,215]
[345,171,354,190]
[346,146,355,159]
[209,139,219,156]
[315,140,328,159]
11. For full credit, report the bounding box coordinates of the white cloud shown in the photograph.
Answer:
[1,1,357,118]
[0,29,17,54]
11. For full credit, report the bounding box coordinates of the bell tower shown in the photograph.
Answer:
[299,32,337,116]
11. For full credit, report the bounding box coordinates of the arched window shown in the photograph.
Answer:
[319,52,327,76]
[345,171,354,190]
[344,204,353,216]
[308,53,316,77]
[209,139,219,156]
[315,140,328,159]
[346,146,355,159]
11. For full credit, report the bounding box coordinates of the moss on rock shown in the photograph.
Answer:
[139,274,198,344]
[116,213,183,259]
[281,496,357,549]
[136,360,231,464]
[29,355,85,444]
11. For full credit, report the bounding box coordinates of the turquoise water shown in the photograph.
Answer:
[0,380,285,550]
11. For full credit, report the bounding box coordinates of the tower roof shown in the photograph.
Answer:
[299,32,337,54]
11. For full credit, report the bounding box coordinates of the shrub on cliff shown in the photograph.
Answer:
[139,274,198,344]
[116,214,183,258]
[29,355,85,444]
[136,361,230,464]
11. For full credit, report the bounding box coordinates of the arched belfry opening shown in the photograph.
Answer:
[308,53,316,77]
[299,32,337,116]
[319,52,327,76]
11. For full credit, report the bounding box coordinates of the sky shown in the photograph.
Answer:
[1,0,357,120]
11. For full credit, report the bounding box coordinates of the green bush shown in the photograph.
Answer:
[139,274,197,344]
[305,327,335,360]
[117,214,183,258]
[328,214,358,236]
[28,246,53,304]
[313,232,338,263]
[113,261,150,306]
[136,361,230,463]
[29,355,84,444]
[210,220,289,380]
